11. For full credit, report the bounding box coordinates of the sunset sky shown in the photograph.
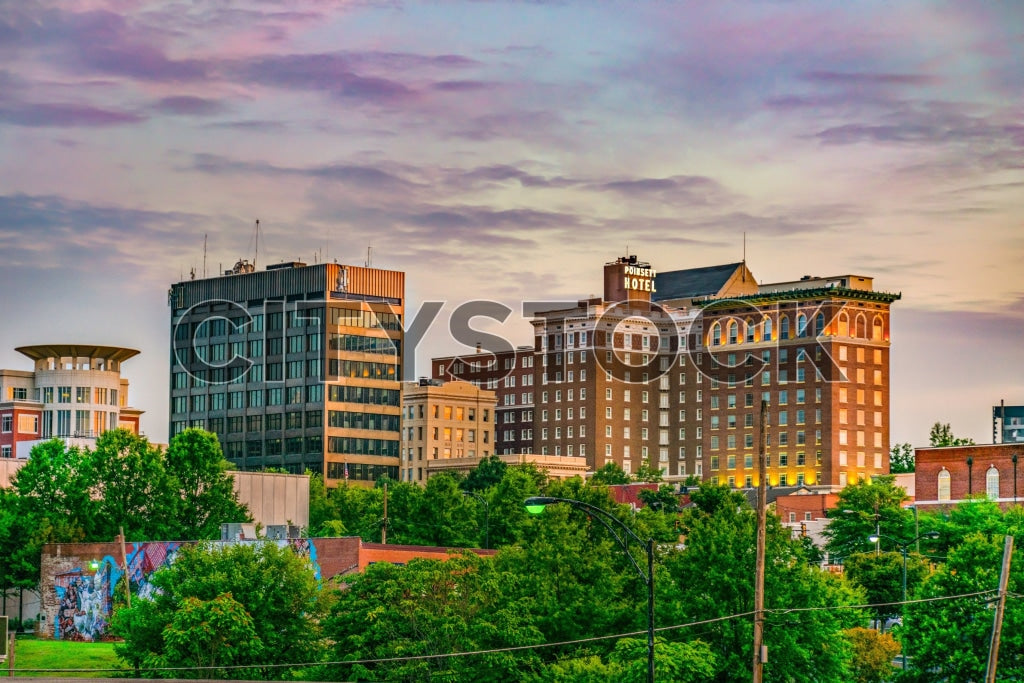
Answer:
[1,0,1021,445]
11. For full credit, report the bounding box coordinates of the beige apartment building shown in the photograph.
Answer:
[400,379,496,484]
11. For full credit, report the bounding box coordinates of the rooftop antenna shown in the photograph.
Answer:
[203,233,208,278]
[742,232,746,282]
[254,219,260,270]
[366,244,372,268]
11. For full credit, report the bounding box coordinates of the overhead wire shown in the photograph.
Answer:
[16,589,1011,675]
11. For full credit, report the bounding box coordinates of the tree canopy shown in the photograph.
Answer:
[928,421,975,447]
[112,540,327,678]
[0,429,250,585]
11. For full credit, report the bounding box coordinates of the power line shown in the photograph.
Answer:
[16,589,1011,675]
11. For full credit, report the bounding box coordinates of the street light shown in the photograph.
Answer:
[526,496,655,683]
[843,507,881,556]
[867,530,940,672]
[463,490,490,550]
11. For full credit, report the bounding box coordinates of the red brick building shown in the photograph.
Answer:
[430,257,900,489]
[915,443,1024,508]
[432,346,536,455]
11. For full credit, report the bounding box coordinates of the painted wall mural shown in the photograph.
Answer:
[50,539,319,641]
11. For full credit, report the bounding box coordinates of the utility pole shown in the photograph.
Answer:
[119,526,131,608]
[753,399,768,683]
[985,535,1014,683]
[381,482,389,545]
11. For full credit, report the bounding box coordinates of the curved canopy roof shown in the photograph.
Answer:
[15,344,140,363]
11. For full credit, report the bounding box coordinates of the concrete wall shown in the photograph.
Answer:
[232,470,309,527]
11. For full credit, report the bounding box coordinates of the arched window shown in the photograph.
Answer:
[872,315,884,341]
[763,317,773,340]
[780,315,790,340]
[797,313,808,338]
[855,314,867,338]
[838,312,849,337]
[746,319,756,343]
[938,469,951,502]
[710,322,721,347]
[728,320,739,344]
[987,466,1000,500]
[815,312,825,336]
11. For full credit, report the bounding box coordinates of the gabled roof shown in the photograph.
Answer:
[654,262,744,301]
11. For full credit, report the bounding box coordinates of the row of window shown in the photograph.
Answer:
[328,410,401,432]
[712,472,818,487]
[402,404,489,421]
[208,411,322,434]
[936,466,1004,501]
[171,385,324,414]
[326,462,399,481]
[709,311,885,346]
[35,386,120,406]
[711,451,825,470]
[222,435,323,459]
[326,437,400,457]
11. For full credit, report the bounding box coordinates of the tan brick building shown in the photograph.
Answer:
[400,379,496,484]
[432,346,535,454]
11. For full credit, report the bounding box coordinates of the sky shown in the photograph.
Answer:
[0,0,1022,446]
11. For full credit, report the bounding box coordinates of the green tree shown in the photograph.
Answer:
[824,476,912,559]
[589,462,631,486]
[845,627,899,683]
[632,458,663,483]
[163,429,251,540]
[889,442,915,473]
[158,594,263,678]
[928,422,975,447]
[663,482,865,682]
[496,497,636,650]
[482,464,544,547]
[307,472,337,535]
[2,440,95,584]
[325,554,544,682]
[463,454,508,492]
[609,638,716,683]
[112,541,327,678]
[89,429,173,540]
[843,551,928,629]
[410,474,476,546]
[901,533,1024,681]
[10,439,95,542]
[637,484,680,513]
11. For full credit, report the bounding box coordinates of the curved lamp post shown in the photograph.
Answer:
[867,530,940,671]
[463,490,490,550]
[525,496,655,683]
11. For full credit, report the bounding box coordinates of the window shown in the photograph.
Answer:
[0,415,11,432]
[938,469,951,502]
[987,467,1000,500]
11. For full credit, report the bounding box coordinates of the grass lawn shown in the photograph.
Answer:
[10,636,126,678]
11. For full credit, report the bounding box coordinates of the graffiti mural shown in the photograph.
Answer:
[52,541,180,642]
[51,540,321,641]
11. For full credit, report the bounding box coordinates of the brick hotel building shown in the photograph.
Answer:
[168,260,404,486]
[433,256,900,489]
